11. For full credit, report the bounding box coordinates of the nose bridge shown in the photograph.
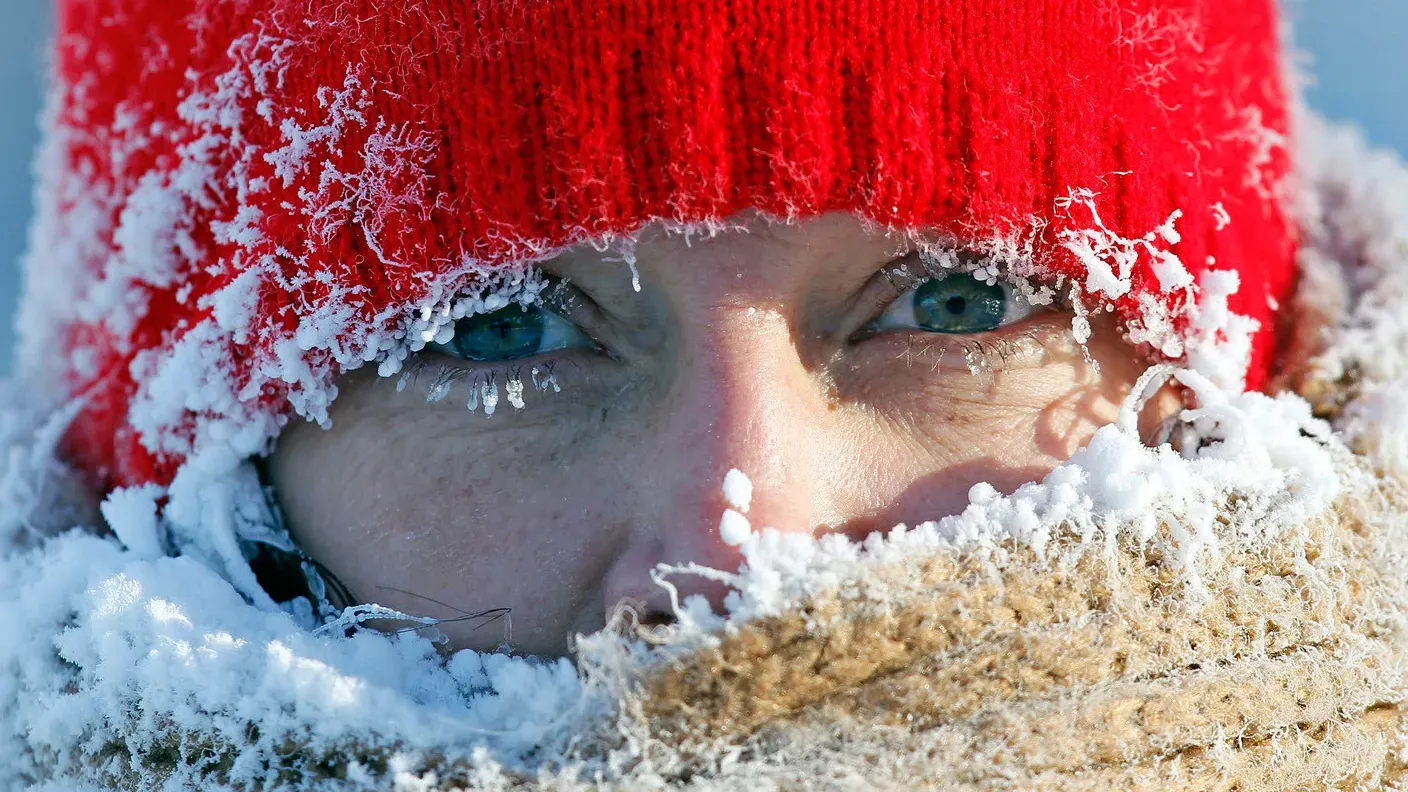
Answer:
[665,304,820,550]
[601,302,827,623]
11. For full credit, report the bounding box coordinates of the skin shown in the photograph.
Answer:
[268,211,1175,657]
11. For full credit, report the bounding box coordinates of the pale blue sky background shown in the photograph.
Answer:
[2,2,1406,374]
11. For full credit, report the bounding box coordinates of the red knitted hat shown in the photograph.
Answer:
[22,0,1296,492]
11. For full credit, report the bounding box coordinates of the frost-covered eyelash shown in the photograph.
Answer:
[880,245,993,286]
[876,246,1061,310]
[956,334,1042,375]
[889,329,1061,378]
[376,267,555,379]
[871,253,947,310]
[394,357,567,415]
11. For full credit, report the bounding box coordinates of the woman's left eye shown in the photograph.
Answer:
[866,272,1035,336]
[430,303,595,363]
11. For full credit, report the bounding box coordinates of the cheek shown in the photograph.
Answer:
[889,359,1123,461]
[272,369,601,531]
[264,371,628,654]
[851,333,1141,525]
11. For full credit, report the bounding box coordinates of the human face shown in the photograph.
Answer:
[267,211,1170,657]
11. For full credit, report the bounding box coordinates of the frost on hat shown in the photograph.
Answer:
[21,0,1296,491]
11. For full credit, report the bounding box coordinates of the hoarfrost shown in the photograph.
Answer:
[532,365,562,394]
[718,509,753,547]
[99,484,166,560]
[506,377,526,410]
[1211,201,1232,231]
[722,468,753,513]
[481,379,499,416]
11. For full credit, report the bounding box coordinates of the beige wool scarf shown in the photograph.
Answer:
[89,456,1408,791]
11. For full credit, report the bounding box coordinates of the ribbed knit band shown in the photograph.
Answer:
[23,0,1296,490]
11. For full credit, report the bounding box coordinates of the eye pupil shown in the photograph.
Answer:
[488,318,517,340]
[452,306,547,362]
[913,274,1007,334]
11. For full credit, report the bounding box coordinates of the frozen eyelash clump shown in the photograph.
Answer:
[375,267,551,380]
[531,365,561,394]
[404,364,564,415]
[506,377,525,409]
[911,237,1058,310]
[481,379,500,415]
[374,265,580,414]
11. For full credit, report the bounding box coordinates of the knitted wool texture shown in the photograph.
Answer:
[24,0,1296,490]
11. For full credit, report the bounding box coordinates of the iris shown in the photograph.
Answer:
[448,308,546,361]
[865,271,1033,338]
[912,275,1008,334]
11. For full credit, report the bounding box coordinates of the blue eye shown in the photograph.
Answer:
[869,273,1034,335]
[430,304,592,362]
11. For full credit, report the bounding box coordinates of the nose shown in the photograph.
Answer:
[600,305,836,624]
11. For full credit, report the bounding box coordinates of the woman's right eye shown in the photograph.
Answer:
[864,272,1035,336]
[429,303,595,363]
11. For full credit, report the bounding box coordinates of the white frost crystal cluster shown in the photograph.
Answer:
[718,467,755,547]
